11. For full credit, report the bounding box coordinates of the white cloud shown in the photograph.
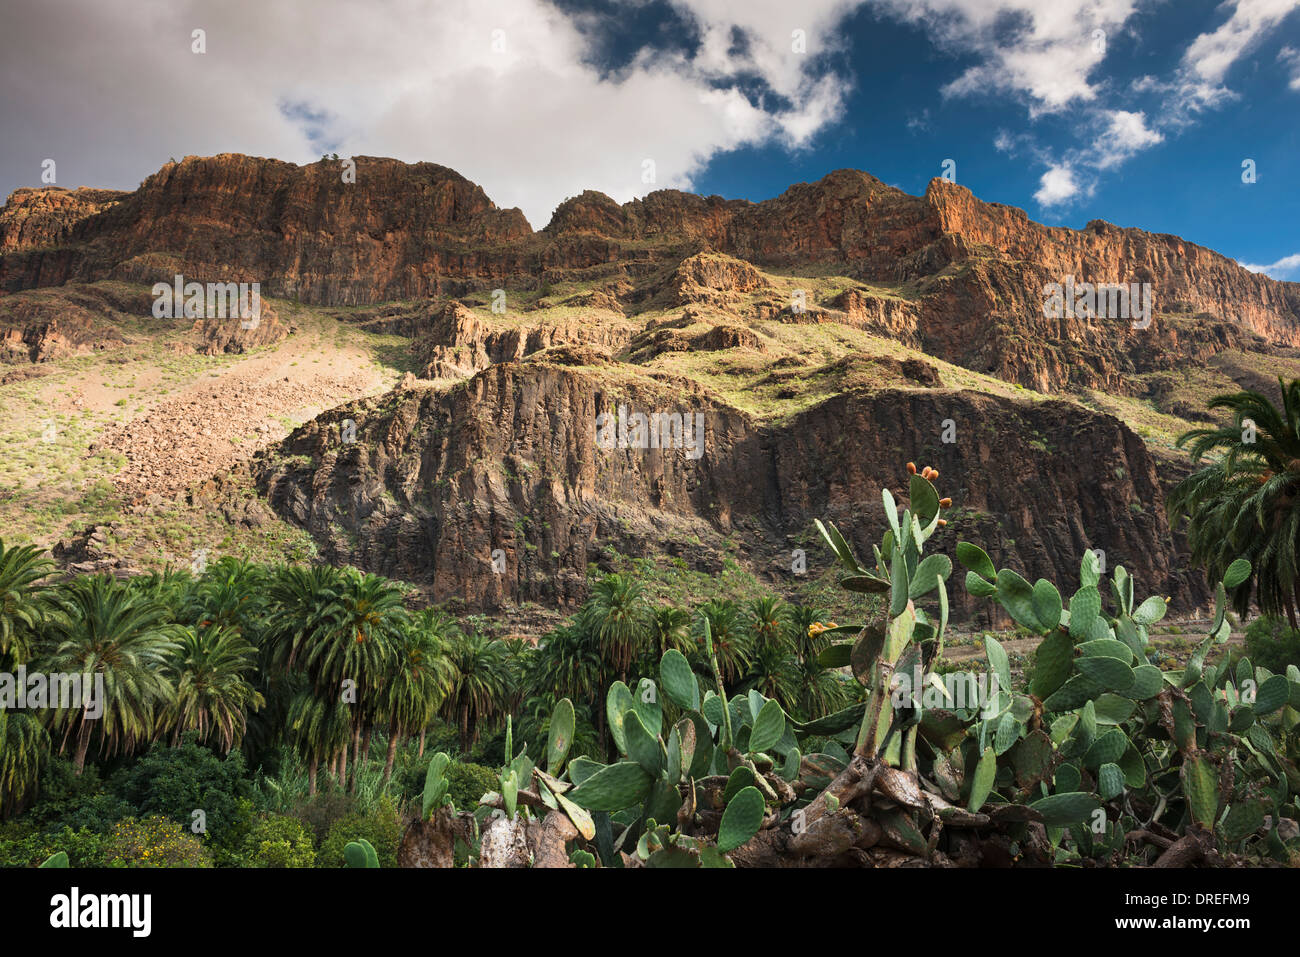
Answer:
[1093,109,1163,168]
[1280,46,1300,89]
[1034,164,1086,205]
[1168,0,1300,118]
[1239,252,1300,279]
[0,0,867,229]
[873,0,1141,115]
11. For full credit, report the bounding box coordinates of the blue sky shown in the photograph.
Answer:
[2,0,1297,275]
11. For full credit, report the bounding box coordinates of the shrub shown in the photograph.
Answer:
[0,823,109,868]
[104,815,213,868]
[25,759,133,834]
[1243,615,1300,675]
[317,795,402,868]
[445,762,498,810]
[243,814,315,868]
[290,790,359,848]
[111,735,257,859]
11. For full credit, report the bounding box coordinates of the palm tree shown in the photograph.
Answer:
[380,610,458,780]
[163,624,266,753]
[580,574,648,682]
[529,623,602,702]
[647,605,694,658]
[283,675,352,795]
[0,709,49,817]
[182,557,268,636]
[747,595,794,654]
[317,569,408,791]
[693,599,751,684]
[785,602,850,719]
[1170,379,1300,624]
[263,564,346,675]
[442,630,512,754]
[739,638,801,713]
[41,576,182,773]
[0,540,54,668]
[788,603,830,663]
[528,621,605,755]
[126,567,195,621]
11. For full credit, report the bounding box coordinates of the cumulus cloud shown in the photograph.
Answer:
[872,0,1140,115]
[905,0,1296,209]
[1166,0,1300,119]
[0,0,866,229]
[1239,252,1300,280]
[1093,109,1163,169]
[1034,164,1087,206]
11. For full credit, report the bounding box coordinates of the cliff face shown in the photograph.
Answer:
[250,353,1204,617]
[0,186,127,253]
[8,156,1294,395]
[924,181,1300,344]
[0,155,534,304]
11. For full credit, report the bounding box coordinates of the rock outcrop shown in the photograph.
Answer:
[0,186,127,253]
[251,356,1204,617]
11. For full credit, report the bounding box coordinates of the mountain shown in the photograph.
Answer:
[4,153,1299,625]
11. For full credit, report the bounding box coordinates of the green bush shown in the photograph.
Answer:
[1243,616,1300,675]
[243,814,315,868]
[104,815,213,868]
[25,760,133,834]
[0,823,109,868]
[289,790,360,848]
[111,736,257,861]
[317,795,402,868]
[445,762,497,810]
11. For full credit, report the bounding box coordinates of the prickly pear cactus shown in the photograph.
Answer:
[403,463,1300,867]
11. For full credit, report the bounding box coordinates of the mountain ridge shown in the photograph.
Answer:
[3,152,1298,627]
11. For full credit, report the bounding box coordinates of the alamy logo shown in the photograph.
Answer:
[595,404,705,460]
[0,668,104,718]
[152,274,262,328]
[1042,275,1152,329]
[50,887,151,937]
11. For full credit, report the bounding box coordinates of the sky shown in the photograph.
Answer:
[1,0,1297,277]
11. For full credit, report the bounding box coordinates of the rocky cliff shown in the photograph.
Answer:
[5,153,1296,622]
[249,350,1205,618]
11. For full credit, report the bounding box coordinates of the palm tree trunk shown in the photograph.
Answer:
[418,728,426,758]
[308,757,318,796]
[339,744,348,788]
[350,723,363,792]
[383,722,400,781]
[459,702,470,754]
[72,721,92,775]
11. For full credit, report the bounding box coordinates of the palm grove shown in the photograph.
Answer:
[0,542,849,836]
[0,378,1297,864]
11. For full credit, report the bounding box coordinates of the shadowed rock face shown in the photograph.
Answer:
[250,355,1206,617]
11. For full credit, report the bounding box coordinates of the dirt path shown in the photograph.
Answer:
[96,332,390,501]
